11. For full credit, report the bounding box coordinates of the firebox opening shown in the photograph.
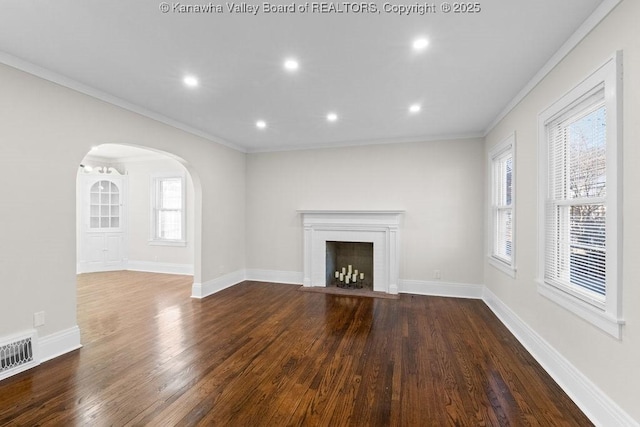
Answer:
[326,241,374,289]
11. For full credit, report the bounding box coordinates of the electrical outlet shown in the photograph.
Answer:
[434,270,441,280]
[34,311,45,327]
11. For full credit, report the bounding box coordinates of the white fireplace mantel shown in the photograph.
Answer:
[299,210,404,294]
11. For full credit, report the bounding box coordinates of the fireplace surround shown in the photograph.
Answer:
[299,210,403,294]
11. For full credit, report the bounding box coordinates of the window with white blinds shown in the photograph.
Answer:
[545,88,606,299]
[537,53,623,338]
[489,134,515,276]
[150,174,186,245]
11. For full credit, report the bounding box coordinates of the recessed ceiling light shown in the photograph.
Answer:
[256,120,267,129]
[412,38,429,51]
[284,59,299,71]
[327,113,338,122]
[183,75,199,88]
[409,104,421,113]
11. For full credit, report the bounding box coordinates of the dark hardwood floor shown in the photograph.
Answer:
[0,271,592,426]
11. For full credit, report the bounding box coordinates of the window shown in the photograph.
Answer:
[150,174,186,246]
[538,53,623,338]
[488,134,515,277]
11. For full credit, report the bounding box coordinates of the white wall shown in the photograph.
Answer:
[246,139,485,287]
[484,0,639,422]
[0,62,245,341]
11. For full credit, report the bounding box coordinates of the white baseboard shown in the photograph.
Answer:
[191,269,245,299]
[77,262,127,274]
[127,260,194,276]
[39,325,82,364]
[483,288,638,427]
[245,269,303,285]
[399,279,484,299]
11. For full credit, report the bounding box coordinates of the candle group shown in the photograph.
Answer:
[335,265,364,285]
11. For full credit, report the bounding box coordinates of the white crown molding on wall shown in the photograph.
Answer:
[246,132,485,154]
[0,52,245,153]
[484,0,623,136]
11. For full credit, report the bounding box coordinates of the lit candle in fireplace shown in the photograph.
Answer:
[360,272,364,280]
[335,271,339,278]
[342,267,346,275]
[352,274,357,282]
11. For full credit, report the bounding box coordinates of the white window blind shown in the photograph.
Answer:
[492,149,513,264]
[544,86,606,300]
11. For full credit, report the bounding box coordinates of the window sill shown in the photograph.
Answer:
[487,256,516,278]
[148,240,187,247]
[537,280,624,339]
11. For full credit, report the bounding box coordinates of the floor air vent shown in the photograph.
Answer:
[0,331,39,381]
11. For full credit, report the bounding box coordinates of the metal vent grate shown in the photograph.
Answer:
[1,337,33,372]
[0,331,39,381]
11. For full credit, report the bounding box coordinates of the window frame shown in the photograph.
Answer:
[488,133,516,278]
[537,52,623,338]
[149,173,186,247]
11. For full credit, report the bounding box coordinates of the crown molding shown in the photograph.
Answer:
[484,0,623,136]
[0,51,246,153]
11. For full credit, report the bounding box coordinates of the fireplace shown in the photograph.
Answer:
[299,210,403,294]
[326,241,374,289]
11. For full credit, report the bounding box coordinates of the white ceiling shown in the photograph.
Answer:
[0,0,604,152]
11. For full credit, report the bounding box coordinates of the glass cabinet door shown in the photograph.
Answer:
[89,180,120,229]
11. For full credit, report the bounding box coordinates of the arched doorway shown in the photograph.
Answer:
[76,143,201,284]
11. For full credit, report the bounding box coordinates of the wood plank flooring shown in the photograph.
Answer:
[0,271,592,426]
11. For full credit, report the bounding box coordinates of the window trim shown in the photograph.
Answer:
[537,52,623,338]
[149,173,187,247]
[488,133,516,278]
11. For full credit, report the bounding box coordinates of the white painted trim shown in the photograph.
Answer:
[127,260,194,276]
[482,288,637,427]
[150,172,187,245]
[487,132,516,278]
[39,325,82,364]
[537,281,623,339]
[487,256,517,279]
[399,279,484,299]
[0,52,245,153]
[191,269,245,299]
[77,261,128,274]
[247,132,484,154]
[245,269,303,285]
[300,210,403,294]
[536,52,624,338]
[484,0,623,136]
